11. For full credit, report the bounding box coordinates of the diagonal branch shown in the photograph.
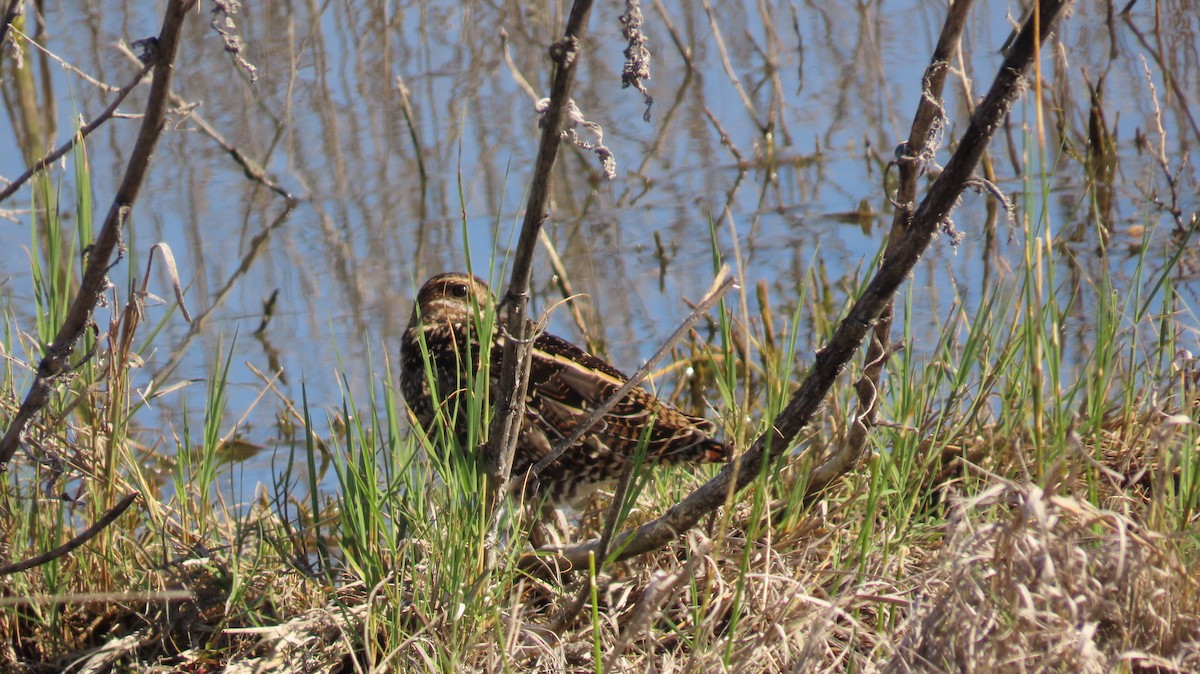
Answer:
[529,0,1073,571]
[0,0,198,467]
[0,492,140,576]
[484,0,595,505]
[0,61,155,205]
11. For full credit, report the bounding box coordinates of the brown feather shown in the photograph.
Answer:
[400,272,731,505]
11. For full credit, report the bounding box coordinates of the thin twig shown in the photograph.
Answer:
[651,0,693,72]
[522,268,735,485]
[0,492,140,576]
[0,0,198,466]
[8,25,122,91]
[499,27,540,104]
[547,463,636,631]
[537,228,599,353]
[603,533,709,668]
[0,61,154,205]
[528,0,1073,570]
[1138,55,1190,233]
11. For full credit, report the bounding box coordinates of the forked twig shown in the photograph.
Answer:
[485,0,596,505]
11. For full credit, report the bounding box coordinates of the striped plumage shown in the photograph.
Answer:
[399,272,729,505]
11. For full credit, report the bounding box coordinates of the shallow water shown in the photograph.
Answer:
[1,1,1197,495]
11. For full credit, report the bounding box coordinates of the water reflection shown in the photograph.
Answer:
[1,1,1196,490]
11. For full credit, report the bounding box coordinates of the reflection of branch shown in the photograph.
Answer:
[537,229,598,352]
[530,0,1072,570]
[0,0,198,467]
[1122,14,1200,147]
[394,74,428,208]
[116,41,296,202]
[702,0,764,134]
[1138,56,1192,234]
[484,0,595,504]
[148,201,296,388]
[652,0,693,72]
[0,61,154,205]
[174,99,294,201]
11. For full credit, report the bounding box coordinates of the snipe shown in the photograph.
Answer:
[400,272,729,505]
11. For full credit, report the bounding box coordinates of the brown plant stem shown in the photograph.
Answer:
[484,0,595,504]
[842,0,975,475]
[0,0,197,467]
[530,0,1072,570]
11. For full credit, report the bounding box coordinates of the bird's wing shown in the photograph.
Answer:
[527,333,722,459]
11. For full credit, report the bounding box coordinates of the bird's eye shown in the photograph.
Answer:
[450,283,469,298]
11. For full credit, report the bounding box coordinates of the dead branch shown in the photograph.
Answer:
[529,0,1073,571]
[484,0,595,504]
[0,0,198,467]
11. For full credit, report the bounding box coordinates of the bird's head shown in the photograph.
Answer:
[410,272,495,325]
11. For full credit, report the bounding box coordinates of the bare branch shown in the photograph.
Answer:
[0,0,199,467]
[484,0,595,506]
[529,0,1073,571]
[0,492,140,576]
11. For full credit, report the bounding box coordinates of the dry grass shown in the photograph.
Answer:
[887,480,1200,672]
[2,319,1198,674]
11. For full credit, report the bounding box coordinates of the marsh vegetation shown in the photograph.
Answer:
[1,0,1198,671]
